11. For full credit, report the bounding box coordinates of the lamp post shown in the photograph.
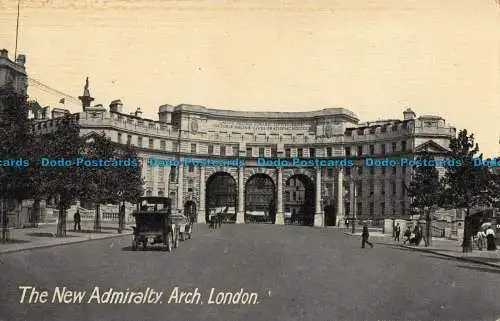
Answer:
[351,183,357,234]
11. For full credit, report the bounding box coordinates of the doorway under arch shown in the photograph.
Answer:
[284,174,315,226]
[245,173,276,223]
[205,172,237,223]
[184,201,197,224]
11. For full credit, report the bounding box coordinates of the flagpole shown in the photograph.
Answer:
[14,0,20,60]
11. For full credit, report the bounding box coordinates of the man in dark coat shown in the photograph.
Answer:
[362,223,374,248]
[73,210,81,231]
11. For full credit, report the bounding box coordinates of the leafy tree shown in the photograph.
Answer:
[407,150,441,246]
[441,129,495,252]
[42,115,84,237]
[112,143,144,232]
[78,132,117,232]
[0,84,32,241]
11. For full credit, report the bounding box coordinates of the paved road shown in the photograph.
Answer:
[0,224,499,321]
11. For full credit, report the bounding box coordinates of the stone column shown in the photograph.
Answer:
[314,168,323,227]
[198,166,206,223]
[177,163,184,212]
[275,167,284,225]
[336,168,345,227]
[236,166,245,223]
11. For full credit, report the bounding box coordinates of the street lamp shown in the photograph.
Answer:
[351,183,357,234]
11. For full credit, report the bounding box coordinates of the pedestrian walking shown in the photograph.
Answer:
[485,226,497,251]
[345,218,350,231]
[394,223,401,242]
[361,223,374,248]
[73,210,81,231]
[403,227,411,244]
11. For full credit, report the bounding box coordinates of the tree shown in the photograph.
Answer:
[78,132,117,232]
[441,129,495,252]
[0,84,32,241]
[407,150,441,246]
[43,115,84,237]
[112,143,143,232]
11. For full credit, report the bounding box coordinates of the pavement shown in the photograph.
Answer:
[343,230,500,268]
[0,224,499,321]
[0,221,132,255]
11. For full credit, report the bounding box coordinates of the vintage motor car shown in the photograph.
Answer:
[131,197,178,251]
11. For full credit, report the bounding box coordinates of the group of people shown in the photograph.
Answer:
[478,225,497,251]
[397,224,427,247]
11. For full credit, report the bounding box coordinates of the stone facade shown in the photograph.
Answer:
[34,96,456,227]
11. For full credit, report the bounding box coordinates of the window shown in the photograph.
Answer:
[381,144,386,155]
[328,168,333,177]
[382,167,386,175]
[381,202,385,216]
[172,142,178,152]
[208,144,214,154]
[346,167,351,176]
[127,135,132,145]
[358,166,363,175]
[370,167,375,175]
[309,148,315,158]
[392,142,397,152]
[292,191,296,201]
[380,182,385,195]
[297,148,303,158]
[370,202,374,216]
[170,167,176,182]
[117,133,122,144]
[392,181,396,195]
[401,141,407,151]
[357,182,362,197]
[160,140,166,150]
[285,191,290,201]
[138,137,143,147]
[191,143,196,153]
[327,147,332,157]
[247,147,252,157]
[149,138,154,149]
[392,167,397,175]
[188,164,194,173]
[357,202,362,216]
[259,147,265,157]
[221,145,226,156]
[271,147,277,157]
[188,179,194,192]
[233,146,239,156]
[285,148,291,158]
[369,145,375,155]
[345,147,351,156]
[370,179,374,195]
[357,145,363,156]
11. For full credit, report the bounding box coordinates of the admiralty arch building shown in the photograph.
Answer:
[32,83,456,228]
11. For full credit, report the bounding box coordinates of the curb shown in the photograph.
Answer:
[343,232,500,269]
[0,232,132,256]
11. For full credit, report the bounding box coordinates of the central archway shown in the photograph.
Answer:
[205,172,237,223]
[284,174,315,226]
[245,174,276,223]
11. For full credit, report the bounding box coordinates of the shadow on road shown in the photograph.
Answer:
[0,239,31,244]
[121,246,170,252]
[455,265,500,274]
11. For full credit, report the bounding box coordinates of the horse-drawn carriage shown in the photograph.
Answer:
[131,197,192,251]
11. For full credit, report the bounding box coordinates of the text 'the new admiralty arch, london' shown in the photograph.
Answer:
[36,84,456,227]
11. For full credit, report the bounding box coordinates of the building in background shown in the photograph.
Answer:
[33,79,457,228]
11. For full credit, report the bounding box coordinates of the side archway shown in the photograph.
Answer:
[205,172,237,223]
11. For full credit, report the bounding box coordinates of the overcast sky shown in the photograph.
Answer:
[0,0,499,156]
